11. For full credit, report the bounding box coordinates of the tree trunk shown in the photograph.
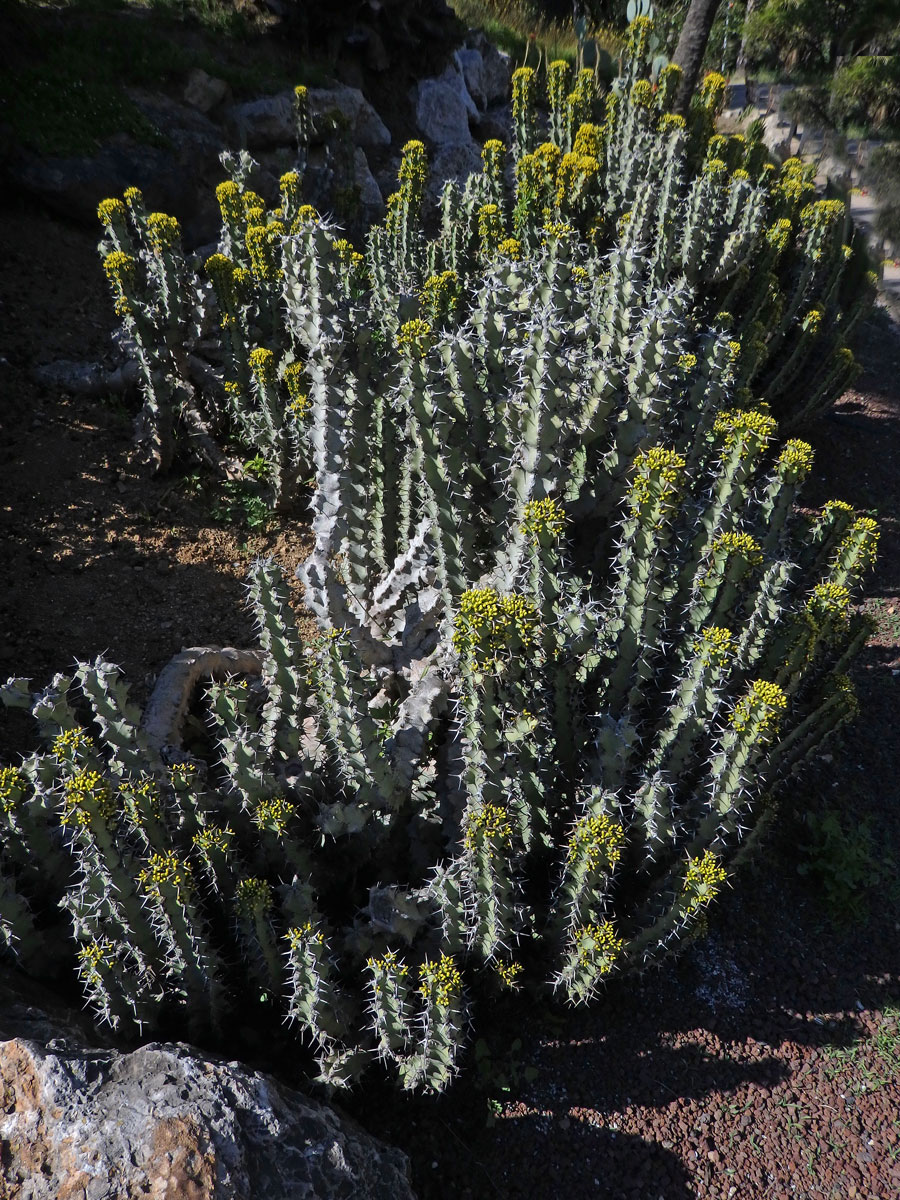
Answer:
[672,0,725,115]
[736,0,758,75]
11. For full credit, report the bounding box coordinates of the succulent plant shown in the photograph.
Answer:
[0,20,878,1094]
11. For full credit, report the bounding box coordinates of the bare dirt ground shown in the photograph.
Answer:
[1,199,898,1199]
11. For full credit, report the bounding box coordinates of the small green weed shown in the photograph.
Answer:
[472,1036,539,1125]
[210,480,271,530]
[796,807,888,923]
[824,1005,900,1095]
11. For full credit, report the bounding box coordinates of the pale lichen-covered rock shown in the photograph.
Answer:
[307,85,392,151]
[414,64,478,146]
[0,1034,415,1199]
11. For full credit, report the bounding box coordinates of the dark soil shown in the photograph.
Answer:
[1,195,898,1200]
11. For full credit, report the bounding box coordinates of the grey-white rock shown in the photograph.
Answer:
[354,147,385,221]
[227,91,295,150]
[455,47,488,110]
[0,1033,416,1200]
[427,141,483,205]
[465,33,512,107]
[308,85,392,151]
[415,64,478,147]
[183,67,231,114]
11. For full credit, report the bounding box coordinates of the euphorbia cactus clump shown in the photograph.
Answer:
[0,21,878,1093]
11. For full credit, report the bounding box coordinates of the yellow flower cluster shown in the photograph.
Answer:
[294,204,319,227]
[629,446,686,510]
[627,14,653,58]
[482,138,505,178]
[536,141,562,178]
[543,221,574,244]
[53,727,94,757]
[464,802,512,852]
[0,766,24,813]
[839,516,880,571]
[146,212,180,254]
[420,269,460,322]
[694,625,734,668]
[547,58,570,109]
[169,760,199,789]
[478,203,503,256]
[699,71,727,110]
[515,152,545,203]
[677,352,698,373]
[766,218,793,254]
[630,79,653,108]
[399,139,427,190]
[823,499,854,518]
[710,530,763,566]
[732,168,750,182]
[124,185,144,208]
[555,152,598,209]
[496,960,524,989]
[97,197,126,226]
[572,921,624,971]
[778,158,815,206]
[829,673,859,718]
[572,264,589,284]
[512,66,536,119]
[713,409,777,459]
[396,318,432,357]
[284,361,309,420]
[253,795,295,835]
[730,679,787,735]
[567,813,624,871]
[280,171,300,203]
[418,953,462,1007]
[800,198,845,232]
[803,307,823,335]
[573,122,600,158]
[452,587,537,663]
[62,770,114,828]
[660,112,687,134]
[249,346,276,386]
[193,824,233,854]
[120,777,162,822]
[488,238,519,265]
[333,237,364,271]
[777,439,814,479]
[521,496,566,542]
[78,939,114,973]
[235,875,273,917]
[246,220,284,282]
[102,250,136,288]
[682,850,727,912]
[807,581,850,620]
[287,922,324,950]
[367,947,409,978]
[139,850,193,896]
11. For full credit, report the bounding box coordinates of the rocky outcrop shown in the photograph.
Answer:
[0,1022,415,1200]
[307,85,392,151]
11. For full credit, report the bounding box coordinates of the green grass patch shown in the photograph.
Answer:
[0,0,325,157]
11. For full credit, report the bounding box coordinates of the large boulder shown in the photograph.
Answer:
[0,1013,416,1199]
[7,143,197,228]
[414,63,478,146]
[464,32,512,108]
[226,92,295,150]
[307,85,392,151]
